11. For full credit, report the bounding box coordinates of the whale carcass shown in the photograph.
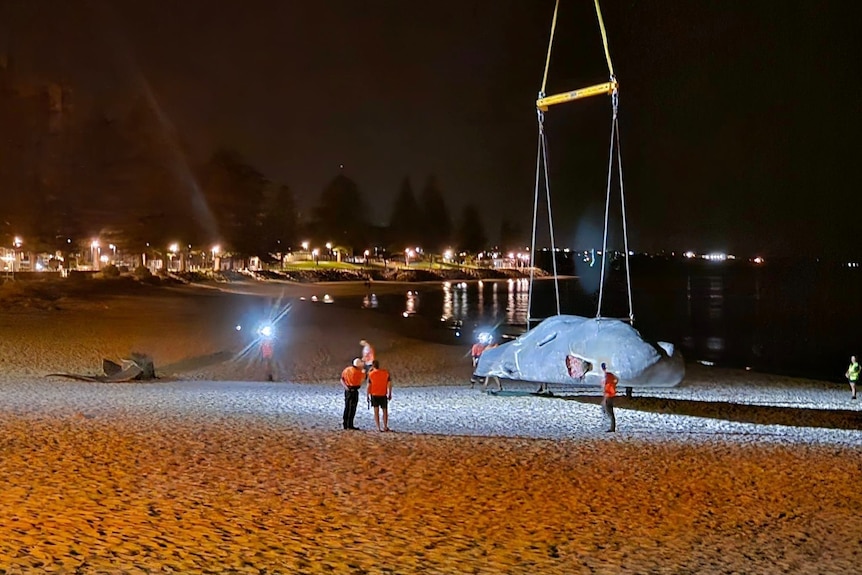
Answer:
[475,315,684,388]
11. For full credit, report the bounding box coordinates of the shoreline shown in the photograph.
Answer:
[1,276,860,573]
[0,275,849,388]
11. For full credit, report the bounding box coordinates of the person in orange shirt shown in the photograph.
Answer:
[366,359,392,432]
[360,339,375,380]
[601,362,618,432]
[469,340,487,388]
[341,358,365,430]
[471,341,487,368]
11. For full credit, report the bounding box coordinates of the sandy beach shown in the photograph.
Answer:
[1,277,860,574]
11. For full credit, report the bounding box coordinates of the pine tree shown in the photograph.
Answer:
[419,175,453,254]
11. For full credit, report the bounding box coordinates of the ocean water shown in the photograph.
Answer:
[348,257,862,382]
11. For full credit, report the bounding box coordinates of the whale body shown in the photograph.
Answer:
[475,315,685,388]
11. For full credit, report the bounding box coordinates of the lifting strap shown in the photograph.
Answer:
[593,0,615,78]
[528,0,634,328]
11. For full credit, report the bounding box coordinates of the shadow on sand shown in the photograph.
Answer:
[563,394,862,431]
[159,351,236,375]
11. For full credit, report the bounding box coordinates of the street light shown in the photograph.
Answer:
[405,248,414,268]
[211,245,221,271]
[168,243,179,272]
[10,236,23,274]
[312,248,320,265]
[91,240,100,271]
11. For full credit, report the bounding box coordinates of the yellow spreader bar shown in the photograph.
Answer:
[536,80,618,111]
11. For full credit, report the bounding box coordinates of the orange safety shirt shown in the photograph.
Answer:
[471,342,486,357]
[342,366,364,388]
[603,371,618,398]
[367,368,391,396]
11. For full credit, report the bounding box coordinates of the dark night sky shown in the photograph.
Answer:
[3,0,860,256]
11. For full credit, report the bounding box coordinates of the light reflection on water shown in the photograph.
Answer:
[434,279,533,327]
[352,265,862,380]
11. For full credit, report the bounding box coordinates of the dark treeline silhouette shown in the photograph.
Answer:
[0,71,529,262]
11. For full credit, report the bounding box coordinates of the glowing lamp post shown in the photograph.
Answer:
[11,236,23,273]
[211,244,221,271]
[168,243,179,272]
[90,240,100,271]
[405,248,414,269]
[312,248,320,266]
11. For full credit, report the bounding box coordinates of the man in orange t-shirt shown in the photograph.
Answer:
[341,358,365,430]
[601,362,618,432]
[366,359,392,432]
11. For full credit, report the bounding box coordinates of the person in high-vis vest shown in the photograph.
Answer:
[601,362,618,432]
[845,355,859,400]
[367,359,392,432]
[341,358,365,430]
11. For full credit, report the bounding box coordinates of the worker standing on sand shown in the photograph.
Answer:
[341,358,365,430]
[360,339,375,380]
[601,362,618,432]
[845,355,859,400]
[367,360,392,432]
[469,337,488,387]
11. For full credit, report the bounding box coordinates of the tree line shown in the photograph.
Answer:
[0,92,524,260]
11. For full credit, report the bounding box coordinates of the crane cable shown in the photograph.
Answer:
[529,0,634,328]
[593,0,615,78]
[528,0,563,328]
[596,89,634,323]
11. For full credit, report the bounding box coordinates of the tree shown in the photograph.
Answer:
[259,183,299,260]
[199,148,269,257]
[387,177,423,250]
[499,218,524,252]
[310,173,368,254]
[455,203,487,254]
[419,175,452,253]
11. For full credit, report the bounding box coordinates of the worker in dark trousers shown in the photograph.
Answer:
[601,362,618,432]
[341,358,365,430]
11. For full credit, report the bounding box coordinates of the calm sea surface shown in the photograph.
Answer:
[342,258,862,382]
